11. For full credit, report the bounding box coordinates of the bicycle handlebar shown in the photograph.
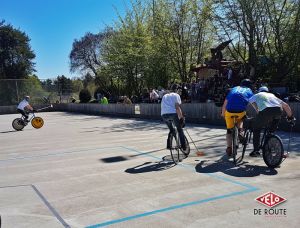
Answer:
[286,116,296,127]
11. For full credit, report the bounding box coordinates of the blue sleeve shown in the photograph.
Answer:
[247,90,254,99]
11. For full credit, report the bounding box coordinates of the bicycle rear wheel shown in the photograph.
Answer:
[170,133,181,164]
[232,126,239,164]
[263,135,284,168]
[12,118,25,131]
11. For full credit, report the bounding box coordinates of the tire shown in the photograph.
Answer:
[181,135,190,157]
[263,135,284,168]
[232,126,239,165]
[170,133,180,164]
[31,117,44,129]
[12,118,25,131]
[240,130,250,162]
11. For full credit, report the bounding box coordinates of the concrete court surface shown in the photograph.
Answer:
[0,112,299,228]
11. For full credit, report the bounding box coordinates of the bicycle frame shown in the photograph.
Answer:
[21,112,36,123]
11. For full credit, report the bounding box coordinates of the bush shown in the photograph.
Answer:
[79,89,91,103]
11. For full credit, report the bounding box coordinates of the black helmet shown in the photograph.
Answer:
[171,84,178,92]
[240,79,252,88]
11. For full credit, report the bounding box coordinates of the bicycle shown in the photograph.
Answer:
[167,120,190,164]
[12,105,53,131]
[230,115,243,165]
[241,116,296,168]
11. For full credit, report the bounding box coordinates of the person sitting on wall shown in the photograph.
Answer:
[123,96,132,104]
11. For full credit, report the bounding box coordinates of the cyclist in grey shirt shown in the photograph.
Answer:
[249,86,294,157]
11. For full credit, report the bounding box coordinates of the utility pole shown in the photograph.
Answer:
[15,80,19,102]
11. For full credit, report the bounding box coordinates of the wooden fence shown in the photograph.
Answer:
[1,102,300,131]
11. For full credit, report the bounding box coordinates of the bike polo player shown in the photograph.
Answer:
[17,96,35,122]
[248,86,294,157]
[161,85,186,151]
[221,79,254,157]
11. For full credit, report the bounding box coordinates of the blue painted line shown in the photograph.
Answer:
[0,146,120,163]
[86,187,257,228]
[85,146,259,228]
[2,144,259,227]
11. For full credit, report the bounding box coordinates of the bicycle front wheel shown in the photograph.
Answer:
[240,129,251,163]
[263,135,284,168]
[170,133,180,164]
[180,135,190,157]
[232,126,239,164]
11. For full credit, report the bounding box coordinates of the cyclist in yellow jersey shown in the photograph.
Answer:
[221,79,254,156]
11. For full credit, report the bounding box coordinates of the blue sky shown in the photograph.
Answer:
[0,0,130,79]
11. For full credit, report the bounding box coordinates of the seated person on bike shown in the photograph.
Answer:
[17,96,34,122]
[221,79,254,156]
[248,86,294,157]
[161,85,186,151]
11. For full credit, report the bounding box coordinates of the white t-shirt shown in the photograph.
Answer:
[150,90,159,100]
[158,89,165,99]
[161,92,181,115]
[17,99,29,110]
[249,92,282,112]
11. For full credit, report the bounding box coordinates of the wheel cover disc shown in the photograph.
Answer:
[31,117,44,129]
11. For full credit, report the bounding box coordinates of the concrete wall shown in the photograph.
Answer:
[2,103,300,131]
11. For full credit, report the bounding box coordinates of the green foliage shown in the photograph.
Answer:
[71,79,84,93]
[79,88,92,103]
[0,20,37,105]
[53,75,72,95]
[0,20,35,79]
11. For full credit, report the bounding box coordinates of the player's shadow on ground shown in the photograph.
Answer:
[195,156,278,177]
[125,161,175,173]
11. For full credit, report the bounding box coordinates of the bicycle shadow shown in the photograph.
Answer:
[125,160,175,174]
[0,130,17,134]
[195,155,278,177]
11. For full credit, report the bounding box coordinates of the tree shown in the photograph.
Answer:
[0,20,35,79]
[53,75,72,95]
[79,88,91,103]
[0,20,36,104]
[213,0,300,86]
[71,78,84,93]
[153,0,213,82]
[103,0,153,96]
[69,28,113,89]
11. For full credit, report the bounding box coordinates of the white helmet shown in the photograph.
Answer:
[258,86,269,93]
[25,96,30,101]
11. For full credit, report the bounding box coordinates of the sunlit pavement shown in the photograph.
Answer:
[0,112,299,228]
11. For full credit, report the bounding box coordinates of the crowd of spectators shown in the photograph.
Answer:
[89,65,300,105]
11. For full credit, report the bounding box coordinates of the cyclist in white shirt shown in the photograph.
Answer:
[161,85,186,150]
[248,86,294,157]
[17,96,34,122]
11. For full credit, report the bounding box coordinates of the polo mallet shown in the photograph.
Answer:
[36,104,53,112]
[184,128,205,156]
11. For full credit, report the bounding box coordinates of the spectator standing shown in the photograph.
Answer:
[123,96,132,104]
[150,88,159,103]
[100,96,108,104]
